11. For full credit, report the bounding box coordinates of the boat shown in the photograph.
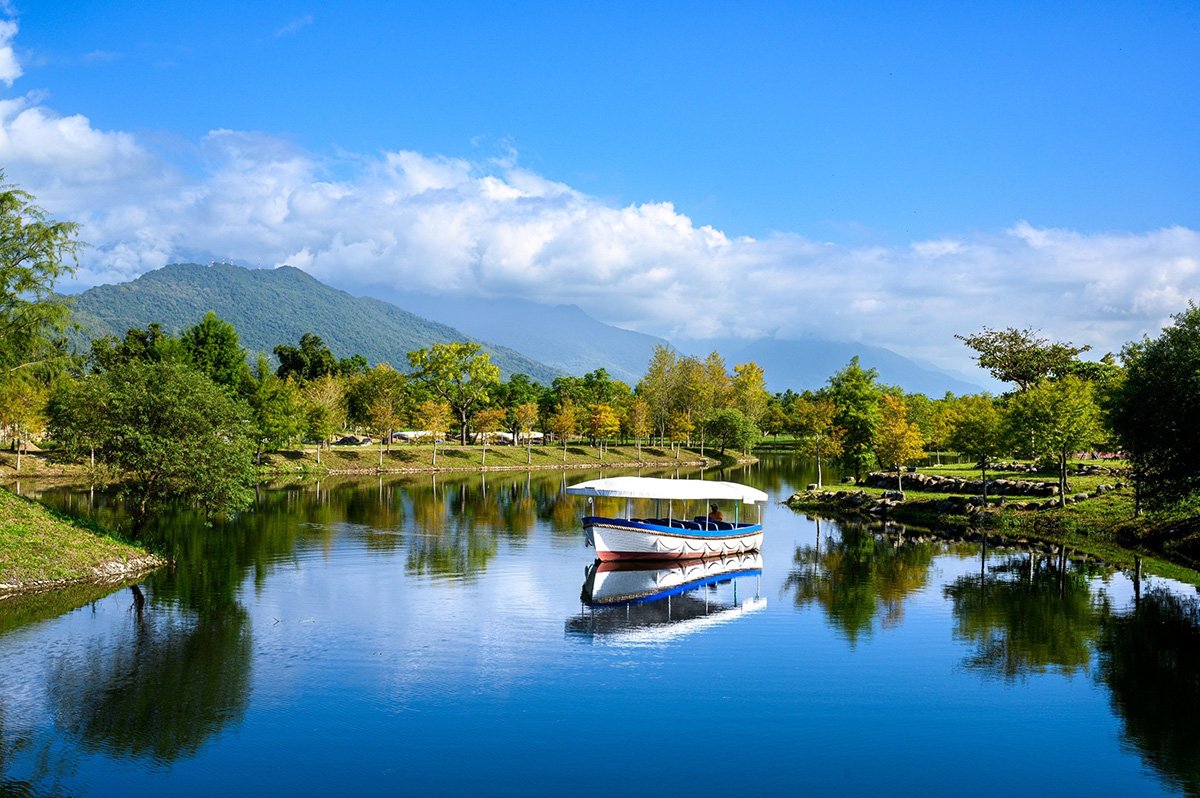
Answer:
[565,476,768,561]
[566,554,767,643]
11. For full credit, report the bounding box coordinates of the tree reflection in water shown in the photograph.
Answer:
[1097,586,1200,795]
[47,603,250,764]
[785,519,938,645]
[944,550,1102,680]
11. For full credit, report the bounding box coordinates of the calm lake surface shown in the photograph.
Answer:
[2,456,1199,797]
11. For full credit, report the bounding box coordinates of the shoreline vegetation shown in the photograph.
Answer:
[784,460,1200,582]
[0,486,166,599]
[0,443,753,480]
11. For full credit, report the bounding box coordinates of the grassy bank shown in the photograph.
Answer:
[1,444,753,481]
[786,461,1200,582]
[0,487,165,597]
[259,443,749,475]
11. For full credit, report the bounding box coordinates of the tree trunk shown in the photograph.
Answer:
[816,454,823,489]
[562,441,567,462]
[981,462,988,504]
[896,467,903,493]
[379,439,384,468]
[526,438,531,465]
[1058,452,1067,508]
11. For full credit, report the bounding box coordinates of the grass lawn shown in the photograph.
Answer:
[259,442,744,474]
[0,487,163,594]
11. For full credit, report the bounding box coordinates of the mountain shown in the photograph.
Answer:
[681,337,988,396]
[69,263,563,383]
[377,291,666,385]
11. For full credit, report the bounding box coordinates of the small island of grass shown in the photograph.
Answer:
[0,487,164,597]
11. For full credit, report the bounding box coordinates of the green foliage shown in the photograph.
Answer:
[180,311,247,391]
[1109,305,1200,510]
[1006,375,1102,504]
[53,360,256,533]
[408,342,501,444]
[947,394,1002,467]
[702,407,759,454]
[274,332,338,381]
[956,326,1089,391]
[0,174,82,387]
[874,394,925,477]
[827,357,882,480]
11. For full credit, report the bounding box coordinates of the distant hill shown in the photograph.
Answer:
[379,291,666,385]
[682,337,987,396]
[69,263,563,383]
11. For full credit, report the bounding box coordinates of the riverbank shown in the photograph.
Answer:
[785,463,1200,581]
[0,487,165,598]
[1,444,753,480]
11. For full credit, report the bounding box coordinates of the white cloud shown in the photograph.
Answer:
[275,14,313,38]
[0,19,20,86]
[0,92,1196,376]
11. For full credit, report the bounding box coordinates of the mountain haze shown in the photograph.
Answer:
[69,263,562,383]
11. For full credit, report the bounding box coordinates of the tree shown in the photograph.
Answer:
[586,403,620,459]
[1,378,47,472]
[637,343,677,442]
[408,342,501,445]
[547,399,579,462]
[414,399,452,466]
[1109,304,1200,511]
[274,332,338,382]
[947,395,1002,501]
[789,396,845,488]
[874,394,925,492]
[703,408,759,455]
[301,374,345,463]
[956,326,1089,392]
[472,406,507,465]
[359,364,408,466]
[625,396,651,460]
[512,401,539,465]
[666,411,693,459]
[247,356,306,461]
[0,174,81,387]
[731,361,769,428]
[179,311,246,392]
[65,360,256,534]
[1006,375,1101,506]
[828,357,882,481]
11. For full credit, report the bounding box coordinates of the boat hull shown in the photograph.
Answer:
[583,518,764,561]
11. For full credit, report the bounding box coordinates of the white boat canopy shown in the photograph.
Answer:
[566,476,768,505]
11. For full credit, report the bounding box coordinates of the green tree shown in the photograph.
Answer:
[874,394,925,492]
[947,395,1003,500]
[789,396,845,488]
[301,373,345,462]
[703,408,759,455]
[359,364,408,466]
[274,332,338,382]
[179,311,246,391]
[731,361,769,428]
[408,342,501,445]
[637,343,678,442]
[247,354,307,459]
[956,326,1089,392]
[828,357,881,481]
[1,378,47,472]
[1109,304,1200,512]
[0,174,81,387]
[71,360,256,534]
[1006,375,1101,506]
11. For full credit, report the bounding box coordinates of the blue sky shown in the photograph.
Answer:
[1,1,1198,372]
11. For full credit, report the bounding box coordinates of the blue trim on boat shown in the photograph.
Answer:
[589,569,763,607]
[582,516,763,538]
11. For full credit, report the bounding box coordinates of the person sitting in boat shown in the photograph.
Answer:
[707,504,723,522]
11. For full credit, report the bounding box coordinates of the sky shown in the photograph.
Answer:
[0,1,1197,376]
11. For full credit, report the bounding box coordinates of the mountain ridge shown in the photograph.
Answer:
[68,263,563,383]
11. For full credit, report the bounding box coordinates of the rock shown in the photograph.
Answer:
[882,490,905,501]
[1073,493,1089,502]
[806,483,819,492]
[841,476,857,484]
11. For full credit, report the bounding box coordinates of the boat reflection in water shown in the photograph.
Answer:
[566,553,766,644]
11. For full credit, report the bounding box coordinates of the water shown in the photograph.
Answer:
[2,457,1199,797]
